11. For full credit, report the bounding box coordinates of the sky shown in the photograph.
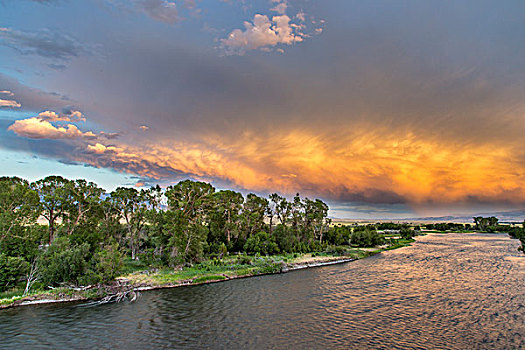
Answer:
[1,0,525,219]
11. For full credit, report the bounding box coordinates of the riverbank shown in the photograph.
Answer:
[0,239,415,309]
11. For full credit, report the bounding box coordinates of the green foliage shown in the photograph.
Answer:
[272,224,296,253]
[0,254,29,292]
[167,222,208,265]
[473,216,499,231]
[350,229,385,247]
[94,244,123,283]
[244,231,280,255]
[400,228,415,240]
[325,225,352,245]
[424,223,467,231]
[0,175,337,290]
[39,237,93,286]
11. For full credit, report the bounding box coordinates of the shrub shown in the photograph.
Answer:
[0,254,29,292]
[243,231,280,255]
[400,228,415,240]
[350,229,385,247]
[94,243,123,283]
[39,237,92,287]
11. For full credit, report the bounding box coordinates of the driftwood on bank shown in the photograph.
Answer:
[96,280,141,305]
[97,289,140,304]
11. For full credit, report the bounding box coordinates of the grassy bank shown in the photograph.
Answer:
[0,239,415,309]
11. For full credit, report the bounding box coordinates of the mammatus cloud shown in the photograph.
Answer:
[0,90,21,108]
[0,27,89,61]
[7,109,525,210]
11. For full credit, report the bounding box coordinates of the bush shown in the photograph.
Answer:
[236,255,252,265]
[400,228,415,239]
[244,231,280,255]
[272,225,296,253]
[94,244,123,283]
[0,254,29,292]
[350,229,385,247]
[39,237,92,287]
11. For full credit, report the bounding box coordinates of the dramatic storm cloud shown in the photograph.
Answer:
[2,0,525,218]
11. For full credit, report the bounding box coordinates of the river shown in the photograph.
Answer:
[1,233,524,349]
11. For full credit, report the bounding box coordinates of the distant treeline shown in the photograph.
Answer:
[0,176,414,292]
[471,216,525,252]
[420,216,524,252]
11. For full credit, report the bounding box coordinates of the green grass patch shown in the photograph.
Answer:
[0,287,25,300]
[122,257,151,274]
[192,275,227,284]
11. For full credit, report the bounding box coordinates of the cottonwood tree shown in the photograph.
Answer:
[269,193,291,226]
[0,177,40,242]
[32,176,71,244]
[303,198,329,242]
[165,180,215,264]
[241,193,268,242]
[63,179,104,236]
[109,187,150,260]
[211,190,244,246]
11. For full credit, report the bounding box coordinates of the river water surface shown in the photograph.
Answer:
[1,233,524,349]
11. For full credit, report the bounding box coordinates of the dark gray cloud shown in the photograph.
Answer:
[0,27,89,61]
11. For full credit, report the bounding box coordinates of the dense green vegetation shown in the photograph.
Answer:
[1,176,414,298]
[3,174,523,306]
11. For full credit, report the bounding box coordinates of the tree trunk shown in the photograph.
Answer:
[49,216,55,244]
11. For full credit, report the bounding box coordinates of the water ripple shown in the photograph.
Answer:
[0,233,524,349]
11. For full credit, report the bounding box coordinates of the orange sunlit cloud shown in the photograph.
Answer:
[68,125,525,208]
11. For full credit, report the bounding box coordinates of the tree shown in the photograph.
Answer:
[473,216,499,231]
[290,193,304,231]
[269,193,290,226]
[62,179,104,236]
[400,227,415,239]
[32,176,71,244]
[0,177,40,242]
[211,190,244,245]
[165,180,215,264]
[109,187,150,260]
[0,253,30,292]
[350,228,384,247]
[23,258,39,296]
[303,198,329,242]
[488,216,499,227]
[241,193,268,242]
[38,237,92,286]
